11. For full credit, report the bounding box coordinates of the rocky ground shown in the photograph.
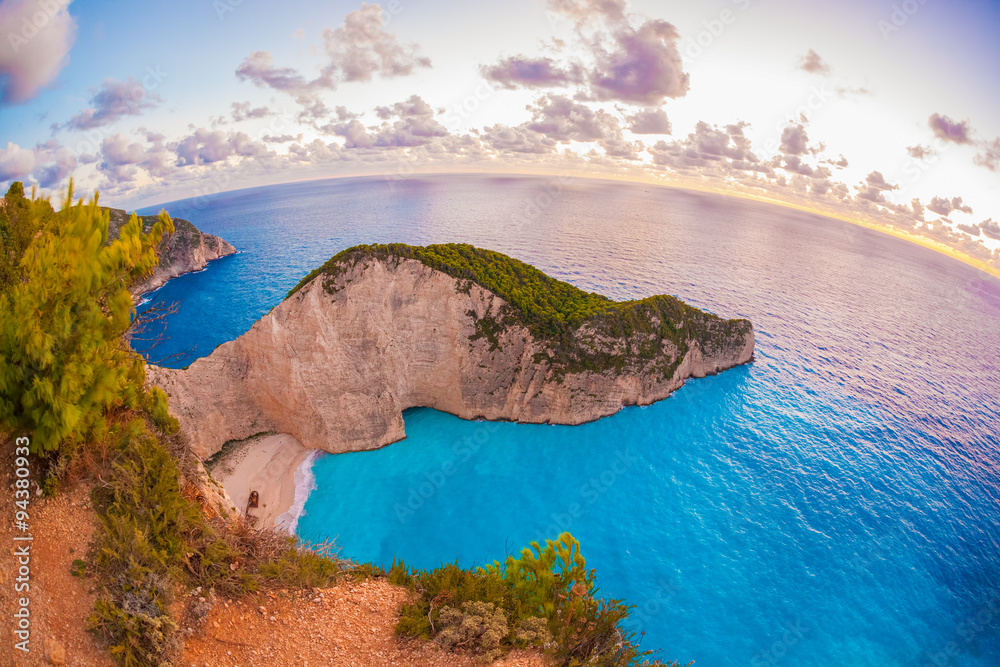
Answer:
[0,473,112,666]
[1,465,547,667]
[181,578,547,667]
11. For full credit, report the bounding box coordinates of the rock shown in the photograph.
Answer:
[43,637,66,665]
[151,245,754,459]
[104,207,236,297]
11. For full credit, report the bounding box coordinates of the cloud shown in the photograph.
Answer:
[625,108,670,134]
[0,0,76,105]
[236,4,430,120]
[525,95,620,143]
[481,57,582,89]
[331,119,374,149]
[0,139,77,187]
[374,94,435,120]
[98,132,175,183]
[865,171,897,190]
[928,113,972,144]
[956,223,980,236]
[171,128,271,166]
[236,50,313,96]
[780,124,810,155]
[588,19,689,104]
[907,144,936,159]
[327,95,448,149]
[927,196,973,217]
[368,94,448,147]
[479,4,688,106]
[60,77,161,130]
[231,101,272,122]
[480,124,557,154]
[979,219,1000,241]
[856,170,898,203]
[518,94,642,158]
[319,4,430,83]
[974,138,999,171]
[798,49,830,75]
[648,121,763,173]
[780,154,816,176]
[315,105,361,134]
[546,0,627,25]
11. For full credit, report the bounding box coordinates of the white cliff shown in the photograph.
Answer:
[150,248,754,460]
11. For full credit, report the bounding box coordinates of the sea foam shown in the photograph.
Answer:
[275,449,322,535]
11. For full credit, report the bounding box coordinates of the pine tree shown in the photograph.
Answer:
[0,184,174,454]
[0,182,55,290]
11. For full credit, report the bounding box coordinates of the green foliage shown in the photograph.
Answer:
[436,601,509,661]
[484,532,593,621]
[0,183,173,454]
[287,243,752,377]
[89,578,178,667]
[257,539,342,588]
[0,182,346,666]
[86,415,344,665]
[387,558,412,586]
[0,182,55,290]
[397,532,685,666]
[5,185,694,665]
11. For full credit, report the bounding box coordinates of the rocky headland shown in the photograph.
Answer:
[106,207,236,295]
[151,243,755,461]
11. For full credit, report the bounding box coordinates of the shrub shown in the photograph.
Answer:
[396,532,686,666]
[436,601,509,662]
[0,183,172,454]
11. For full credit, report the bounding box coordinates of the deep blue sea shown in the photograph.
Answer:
[137,174,1000,667]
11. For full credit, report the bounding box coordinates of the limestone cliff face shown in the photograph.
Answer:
[150,255,754,460]
[105,208,237,296]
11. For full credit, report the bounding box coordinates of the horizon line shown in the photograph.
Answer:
[121,169,1000,284]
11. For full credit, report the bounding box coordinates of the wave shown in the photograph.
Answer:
[276,449,322,536]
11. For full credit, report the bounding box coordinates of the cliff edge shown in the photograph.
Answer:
[150,244,754,459]
[106,207,236,295]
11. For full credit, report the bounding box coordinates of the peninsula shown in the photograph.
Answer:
[106,207,236,295]
[152,243,755,462]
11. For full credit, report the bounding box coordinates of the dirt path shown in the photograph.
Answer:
[0,470,112,666]
[0,460,548,667]
[181,578,548,667]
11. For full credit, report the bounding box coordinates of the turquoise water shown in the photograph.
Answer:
[137,174,1000,666]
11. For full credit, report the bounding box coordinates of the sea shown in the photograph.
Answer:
[136,174,1000,667]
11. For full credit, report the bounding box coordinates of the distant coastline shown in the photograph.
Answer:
[126,172,1000,283]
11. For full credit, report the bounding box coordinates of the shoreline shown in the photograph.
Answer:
[206,433,319,531]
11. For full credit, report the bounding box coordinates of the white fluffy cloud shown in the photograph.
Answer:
[482,0,688,106]
[172,128,271,166]
[236,3,430,120]
[60,77,161,130]
[0,139,76,186]
[0,0,76,105]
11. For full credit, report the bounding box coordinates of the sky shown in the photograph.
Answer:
[1,0,998,271]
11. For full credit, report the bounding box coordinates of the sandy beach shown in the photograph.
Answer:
[207,433,317,531]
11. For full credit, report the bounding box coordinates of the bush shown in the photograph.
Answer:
[396,532,687,666]
[0,183,172,454]
[436,601,509,662]
[83,414,346,665]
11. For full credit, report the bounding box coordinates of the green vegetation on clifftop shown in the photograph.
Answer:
[289,243,752,376]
